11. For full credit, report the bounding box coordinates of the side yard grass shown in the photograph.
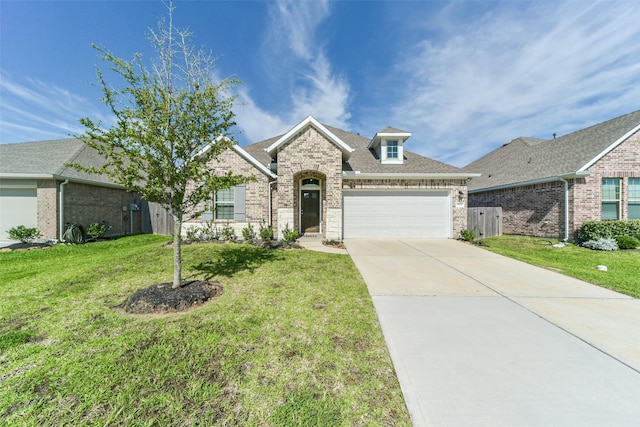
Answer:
[0,235,410,426]
[481,235,640,298]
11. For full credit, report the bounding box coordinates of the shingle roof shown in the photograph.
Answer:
[241,123,466,175]
[0,138,117,185]
[464,110,640,191]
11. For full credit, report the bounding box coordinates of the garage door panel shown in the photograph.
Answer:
[343,191,451,239]
[0,187,38,240]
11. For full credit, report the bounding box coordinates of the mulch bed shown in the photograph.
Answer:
[122,280,223,314]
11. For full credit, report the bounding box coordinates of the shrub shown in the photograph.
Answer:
[86,222,110,240]
[185,222,219,242]
[577,220,640,241]
[580,238,618,251]
[281,223,299,244]
[460,229,475,241]
[259,222,273,242]
[220,223,237,242]
[242,224,256,243]
[614,235,640,250]
[8,225,41,243]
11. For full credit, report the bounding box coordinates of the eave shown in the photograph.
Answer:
[468,171,592,194]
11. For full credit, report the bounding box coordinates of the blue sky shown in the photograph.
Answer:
[1,0,639,167]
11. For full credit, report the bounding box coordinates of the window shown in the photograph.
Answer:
[629,178,640,220]
[214,188,234,220]
[386,140,399,159]
[601,178,620,220]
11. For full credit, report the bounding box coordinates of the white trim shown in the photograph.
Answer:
[578,123,640,171]
[468,172,591,193]
[265,116,354,161]
[367,131,412,149]
[344,172,480,179]
[231,145,277,178]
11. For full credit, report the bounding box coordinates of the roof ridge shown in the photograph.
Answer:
[56,138,88,175]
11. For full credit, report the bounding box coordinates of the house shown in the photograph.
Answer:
[185,116,479,240]
[0,139,142,243]
[464,110,640,240]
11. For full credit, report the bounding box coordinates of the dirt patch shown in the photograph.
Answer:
[122,280,223,314]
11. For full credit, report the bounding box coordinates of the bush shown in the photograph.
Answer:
[460,229,475,241]
[614,235,640,250]
[185,222,219,242]
[86,222,110,240]
[259,222,273,242]
[577,220,640,241]
[220,223,237,242]
[242,224,256,243]
[580,238,618,251]
[281,223,299,244]
[8,225,41,243]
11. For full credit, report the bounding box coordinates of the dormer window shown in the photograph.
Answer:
[386,140,399,159]
[368,127,411,165]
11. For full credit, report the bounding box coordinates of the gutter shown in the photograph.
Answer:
[468,172,591,194]
[59,179,69,241]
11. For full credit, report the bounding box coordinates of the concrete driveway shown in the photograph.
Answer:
[346,239,640,427]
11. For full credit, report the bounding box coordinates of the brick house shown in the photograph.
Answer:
[0,139,142,242]
[185,116,479,240]
[464,110,640,240]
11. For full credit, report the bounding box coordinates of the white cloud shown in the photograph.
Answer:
[388,0,640,167]
[235,0,351,143]
[0,72,112,143]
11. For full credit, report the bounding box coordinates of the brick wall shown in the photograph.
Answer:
[183,146,273,237]
[37,180,58,239]
[469,181,565,238]
[63,182,140,237]
[277,125,343,240]
[573,129,640,229]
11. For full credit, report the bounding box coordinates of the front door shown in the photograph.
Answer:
[301,190,320,233]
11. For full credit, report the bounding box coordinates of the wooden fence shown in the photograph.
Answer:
[140,201,174,236]
[467,207,502,238]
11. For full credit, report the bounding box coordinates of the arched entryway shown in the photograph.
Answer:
[294,171,326,235]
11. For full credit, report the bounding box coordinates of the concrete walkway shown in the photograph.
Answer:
[298,235,348,255]
[346,239,640,427]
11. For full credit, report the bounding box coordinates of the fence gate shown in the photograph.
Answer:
[467,207,502,238]
[140,201,174,236]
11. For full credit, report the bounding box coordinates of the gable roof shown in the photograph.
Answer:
[240,120,474,179]
[265,116,354,162]
[367,126,412,149]
[465,110,640,191]
[0,138,120,187]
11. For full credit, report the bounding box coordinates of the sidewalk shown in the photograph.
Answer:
[297,235,348,255]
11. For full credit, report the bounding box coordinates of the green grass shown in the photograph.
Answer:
[481,235,640,297]
[0,235,410,426]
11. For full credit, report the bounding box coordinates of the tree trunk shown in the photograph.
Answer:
[172,215,182,289]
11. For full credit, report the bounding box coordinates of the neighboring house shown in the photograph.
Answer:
[0,139,142,242]
[464,110,640,240]
[186,116,479,240]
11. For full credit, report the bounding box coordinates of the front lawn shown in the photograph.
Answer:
[0,235,410,426]
[481,235,640,297]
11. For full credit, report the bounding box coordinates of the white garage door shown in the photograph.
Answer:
[343,190,451,238]
[0,185,38,241]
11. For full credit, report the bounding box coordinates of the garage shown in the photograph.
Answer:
[343,190,452,238]
[0,181,38,241]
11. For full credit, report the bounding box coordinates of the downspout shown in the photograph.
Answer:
[268,180,277,227]
[59,179,69,241]
[559,177,569,242]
